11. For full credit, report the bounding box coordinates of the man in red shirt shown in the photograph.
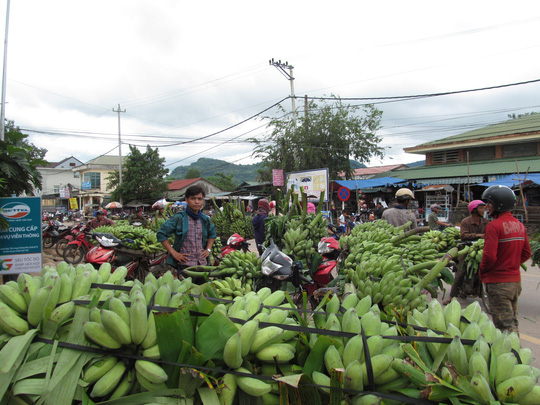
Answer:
[479,185,530,332]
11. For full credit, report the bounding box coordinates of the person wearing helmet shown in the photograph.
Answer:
[479,185,531,332]
[88,210,114,229]
[381,188,417,231]
[443,200,488,305]
[427,204,453,231]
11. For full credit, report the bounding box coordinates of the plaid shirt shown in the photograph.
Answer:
[178,216,205,266]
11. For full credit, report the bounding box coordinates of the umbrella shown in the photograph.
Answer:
[126,201,150,208]
[105,201,123,209]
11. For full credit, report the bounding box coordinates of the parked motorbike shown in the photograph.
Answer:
[42,220,68,248]
[62,226,94,264]
[327,223,343,240]
[55,223,86,256]
[86,233,168,281]
[313,234,342,293]
[220,233,250,256]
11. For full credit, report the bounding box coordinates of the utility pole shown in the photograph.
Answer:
[269,58,296,127]
[112,104,126,202]
[0,0,10,142]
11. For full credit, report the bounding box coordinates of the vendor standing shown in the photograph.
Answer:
[252,199,270,255]
[157,186,216,278]
[427,204,453,230]
[382,188,417,231]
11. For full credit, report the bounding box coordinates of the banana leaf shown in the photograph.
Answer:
[275,374,322,405]
[194,310,238,362]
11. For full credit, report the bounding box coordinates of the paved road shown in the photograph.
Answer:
[437,258,540,370]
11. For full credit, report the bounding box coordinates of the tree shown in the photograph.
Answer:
[106,145,169,202]
[251,97,384,180]
[0,120,47,197]
[184,168,201,179]
[508,112,539,119]
[206,173,238,191]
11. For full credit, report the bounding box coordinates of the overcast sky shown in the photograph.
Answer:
[3,1,540,173]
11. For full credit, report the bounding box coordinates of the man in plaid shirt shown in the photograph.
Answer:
[157,186,216,277]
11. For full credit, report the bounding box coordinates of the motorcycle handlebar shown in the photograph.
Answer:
[299,274,314,285]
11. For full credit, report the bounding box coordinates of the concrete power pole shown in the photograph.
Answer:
[0,0,10,142]
[112,104,126,202]
[269,58,296,127]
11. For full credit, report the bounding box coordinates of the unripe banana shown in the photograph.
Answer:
[219,373,237,405]
[344,359,364,392]
[83,356,119,383]
[0,301,29,336]
[361,354,393,385]
[496,376,536,403]
[109,297,130,326]
[142,344,160,360]
[236,319,258,358]
[49,301,75,324]
[17,273,38,305]
[223,332,243,369]
[324,345,344,374]
[135,360,168,384]
[130,297,148,345]
[141,311,157,349]
[495,352,517,385]
[83,321,122,349]
[0,284,28,314]
[255,344,295,363]
[109,369,135,400]
[312,371,330,394]
[519,385,540,405]
[343,335,364,368]
[250,326,284,354]
[100,309,131,345]
[447,336,468,376]
[90,361,126,398]
[235,367,272,397]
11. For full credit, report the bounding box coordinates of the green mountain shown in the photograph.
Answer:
[168,158,367,183]
[169,158,263,183]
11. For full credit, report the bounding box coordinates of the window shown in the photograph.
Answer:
[503,142,538,158]
[69,162,76,167]
[83,172,101,189]
[432,150,460,164]
[467,146,495,161]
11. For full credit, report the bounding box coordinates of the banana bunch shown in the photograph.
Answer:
[301,295,412,403]
[421,228,460,252]
[405,298,540,404]
[211,238,222,258]
[463,238,484,276]
[82,288,171,398]
[139,232,166,254]
[215,288,298,399]
[211,202,254,239]
[282,213,326,268]
[212,277,254,300]
[0,262,133,337]
[216,250,261,279]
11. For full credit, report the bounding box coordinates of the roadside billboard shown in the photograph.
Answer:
[0,196,43,274]
[286,168,329,202]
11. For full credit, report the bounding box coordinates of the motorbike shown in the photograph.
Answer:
[62,226,95,264]
[42,220,68,248]
[55,222,87,256]
[327,223,343,240]
[220,233,250,256]
[313,233,343,294]
[85,233,168,281]
[258,242,313,294]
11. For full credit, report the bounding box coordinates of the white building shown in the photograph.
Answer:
[36,157,84,211]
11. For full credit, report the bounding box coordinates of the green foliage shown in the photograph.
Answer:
[251,97,384,180]
[205,173,238,191]
[184,167,201,179]
[508,111,539,119]
[106,145,169,202]
[169,157,262,183]
[0,121,47,198]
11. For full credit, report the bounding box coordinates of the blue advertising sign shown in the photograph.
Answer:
[81,181,92,190]
[0,196,43,274]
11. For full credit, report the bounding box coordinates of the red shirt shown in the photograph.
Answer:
[479,211,530,283]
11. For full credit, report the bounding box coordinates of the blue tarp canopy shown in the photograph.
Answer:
[478,173,540,188]
[334,177,405,191]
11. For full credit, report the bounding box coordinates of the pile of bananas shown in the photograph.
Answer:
[406,298,540,404]
[463,238,484,276]
[92,224,166,253]
[211,202,254,239]
[421,227,461,252]
[214,250,261,278]
[0,262,132,337]
[281,213,327,269]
